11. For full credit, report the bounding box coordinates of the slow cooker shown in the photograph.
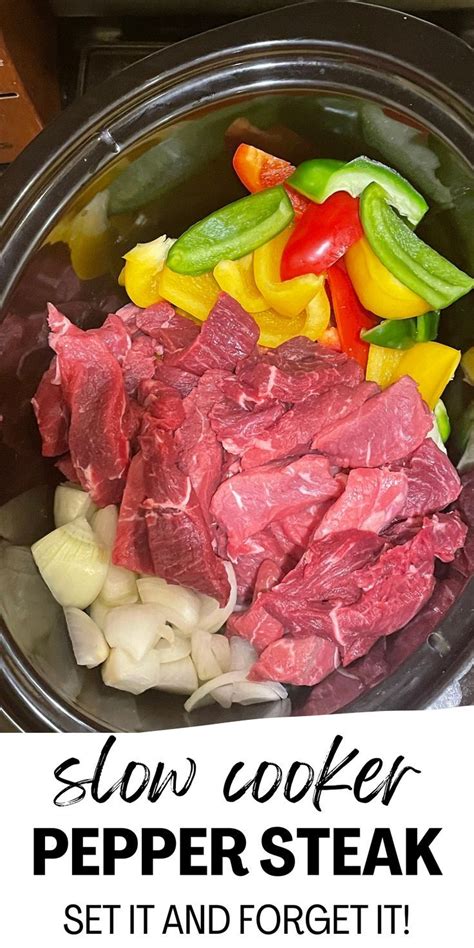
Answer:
[0,1,473,731]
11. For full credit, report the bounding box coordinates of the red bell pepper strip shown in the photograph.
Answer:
[232,143,309,217]
[280,192,363,279]
[327,262,377,369]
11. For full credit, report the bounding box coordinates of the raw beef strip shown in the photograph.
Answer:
[209,396,285,455]
[312,375,432,467]
[254,559,283,596]
[115,302,142,334]
[237,343,363,402]
[220,374,273,410]
[154,362,199,397]
[138,379,185,431]
[331,513,466,664]
[241,381,379,469]
[113,428,230,604]
[227,557,285,651]
[211,454,342,551]
[136,302,200,353]
[313,468,408,539]
[175,370,226,513]
[269,500,334,561]
[249,635,340,687]
[55,453,79,483]
[88,314,131,363]
[229,526,297,604]
[393,439,462,518]
[49,323,129,505]
[299,640,389,716]
[122,335,159,396]
[166,293,258,375]
[32,361,69,456]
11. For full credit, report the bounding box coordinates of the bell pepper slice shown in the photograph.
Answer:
[280,193,363,279]
[122,234,175,307]
[345,236,431,319]
[392,341,461,409]
[213,254,266,313]
[232,143,309,217]
[366,344,404,387]
[361,310,440,349]
[434,399,451,443]
[253,226,324,318]
[327,262,377,369]
[65,191,113,281]
[289,155,428,226]
[360,184,474,309]
[167,186,294,276]
[159,266,220,322]
[461,347,474,385]
[252,291,329,349]
[318,326,342,351]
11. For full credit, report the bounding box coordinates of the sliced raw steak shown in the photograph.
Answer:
[393,439,462,518]
[313,467,408,539]
[137,379,185,431]
[49,316,129,505]
[211,454,342,551]
[175,370,225,513]
[237,341,363,402]
[229,526,297,604]
[209,396,285,455]
[249,635,340,686]
[122,334,159,396]
[241,381,378,469]
[227,557,285,651]
[135,302,199,353]
[154,362,199,397]
[166,293,258,375]
[32,361,69,457]
[312,375,432,467]
[113,427,230,604]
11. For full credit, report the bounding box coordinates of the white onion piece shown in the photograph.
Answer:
[31,517,109,608]
[92,505,118,550]
[100,564,138,607]
[89,596,110,631]
[64,607,109,668]
[137,577,201,633]
[212,684,234,709]
[197,562,237,633]
[102,647,161,695]
[54,483,96,528]
[191,628,230,682]
[155,635,191,664]
[230,680,288,706]
[154,656,198,695]
[104,603,173,661]
[184,671,247,713]
[229,636,258,674]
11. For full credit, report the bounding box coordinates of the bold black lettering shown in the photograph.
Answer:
[223,763,254,802]
[103,829,138,874]
[54,759,91,807]
[260,827,294,876]
[34,828,68,874]
[120,762,150,802]
[141,829,176,875]
[71,828,99,875]
[211,829,249,876]
[333,829,361,875]
[313,736,359,811]
[405,828,442,875]
[148,759,197,801]
[353,759,384,802]
[296,828,330,875]
[363,829,402,875]
[180,828,207,875]
[284,762,315,803]
[381,757,421,806]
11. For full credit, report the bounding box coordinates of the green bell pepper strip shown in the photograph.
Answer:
[167,186,294,276]
[289,156,428,226]
[360,183,474,310]
[361,310,440,350]
[434,399,451,443]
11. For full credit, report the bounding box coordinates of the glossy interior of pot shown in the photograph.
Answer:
[1,80,473,729]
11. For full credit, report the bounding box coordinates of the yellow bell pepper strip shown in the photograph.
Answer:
[253,226,323,318]
[213,254,267,313]
[158,266,220,322]
[366,344,404,388]
[304,281,331,339]
[52,191,113,281]
[122,234,175,307]
[392,342,461,409]
[345,237,431,319]
[360,183,474,309]
[461,347,474,385]
[252,294,329,349]
[318,326,342,351]
[167,186,294,276]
